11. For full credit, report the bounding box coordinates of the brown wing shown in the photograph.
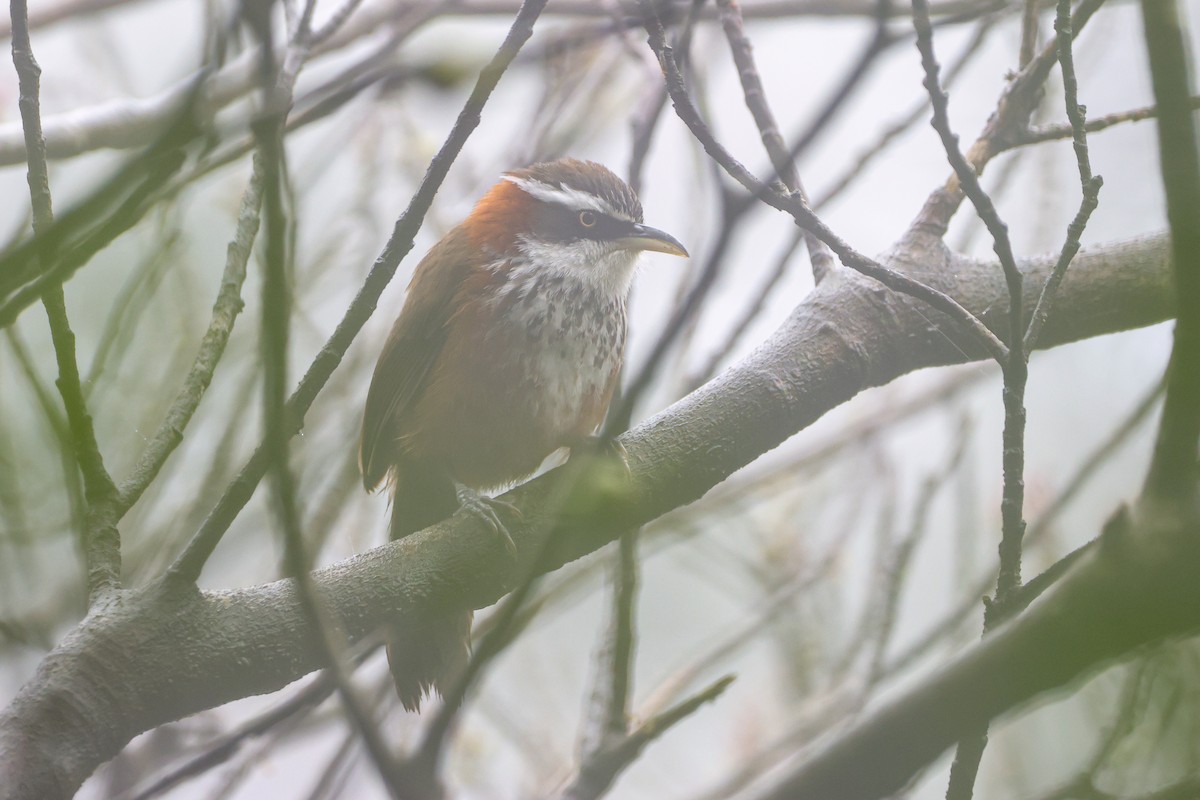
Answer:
[359,226,476,490]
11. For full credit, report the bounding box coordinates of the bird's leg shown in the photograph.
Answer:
[569,434,630,474]
[455,482,520,557]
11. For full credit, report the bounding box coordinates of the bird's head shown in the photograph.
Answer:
[463,158,688,296]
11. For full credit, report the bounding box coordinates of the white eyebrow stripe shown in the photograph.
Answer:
[503,175,626,219]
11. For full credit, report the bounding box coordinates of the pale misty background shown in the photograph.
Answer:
[0,0,1191,798]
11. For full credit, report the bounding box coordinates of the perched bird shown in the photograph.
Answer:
[360,158,687,710]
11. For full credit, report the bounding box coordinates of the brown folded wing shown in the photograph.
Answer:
[359,226,476,490]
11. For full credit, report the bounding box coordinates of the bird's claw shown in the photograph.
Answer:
[456,484,519,557]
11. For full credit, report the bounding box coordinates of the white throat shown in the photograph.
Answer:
[510,236,640,299]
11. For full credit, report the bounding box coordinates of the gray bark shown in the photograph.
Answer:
[0,231,1175,799]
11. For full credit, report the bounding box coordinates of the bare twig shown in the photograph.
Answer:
[81,222,181,394]
[0,115,195,330]
[572,528,641,797]
[887,377,1165,676]
[641,0,1010,362]
[684,227,805,390]
[0,0,160,39]
[909,0,1107,232]
[786,0,898,166]
[561,675,734,800]
[715,0,836,282]
[912,0,1023,363]
[1011,97,1200,148]
[114,160,262,516]
[1018,0,1040,67]
[627,0,703,195]
[12,0,122,601]
[121,673,339,800]
[815,13,997,209]
[305,730,361,800]
[1023,0,1103,351]
[910,0,1033,794]
[249,6,410,795]
[867,419,970,682]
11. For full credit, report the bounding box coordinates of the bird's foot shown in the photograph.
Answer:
[456,483,519,557]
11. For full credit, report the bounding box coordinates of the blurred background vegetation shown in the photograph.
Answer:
[0,0,1193,798]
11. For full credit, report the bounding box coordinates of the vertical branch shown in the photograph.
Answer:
[563,527,729,800]
[1024,0,1104,351]
[1018,0,1040,68]
[910,1,1034,796]
[11,0,121,601]
[911,0,1027,600]
[1139,0,1200,506]
[578,529,641,762]
[246,3,415,796]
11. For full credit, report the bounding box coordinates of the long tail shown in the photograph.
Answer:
[387,470,472,713]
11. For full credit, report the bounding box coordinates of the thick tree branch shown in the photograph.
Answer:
[0,232,1173,800]
[751,505,1200,800]
[1140,0,1200,507]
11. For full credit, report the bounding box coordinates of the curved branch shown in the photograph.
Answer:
[0,232,1174,800]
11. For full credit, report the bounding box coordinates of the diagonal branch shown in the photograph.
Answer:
[0,231,1174,799]
[714,0,836,282]
[11,0,121,601]
[640,0,1010,363]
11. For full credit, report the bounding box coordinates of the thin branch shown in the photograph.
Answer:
[113,160,262,515]
[909,0,1107,232]
[1023,0,1103,351]
[910,0,1031,794]
[576,529,641,772]
[304,730,361,800]
[0,0,154,39]
[1018,0,1040,67]
[0,113,196,330]
[684,227,805,391]
[0,0,422,167]
[887,376,1165,675]
[442,0,1014,21]
[815,12,998,209]
[867,420,970,682]
[641,0,1010,363]
[561,675,734,800]
[785,0,898,167]
[715,0,836,282]
[81,221,181,394]
[626,0,703,195]
[121,673,339,800]
[912,0,1023,360]
[1011,97,1200,147]
[11,0,121,601]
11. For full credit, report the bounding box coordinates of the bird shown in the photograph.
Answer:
[359,158,688,711]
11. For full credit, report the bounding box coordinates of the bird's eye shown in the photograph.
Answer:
[578,210,597,228]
